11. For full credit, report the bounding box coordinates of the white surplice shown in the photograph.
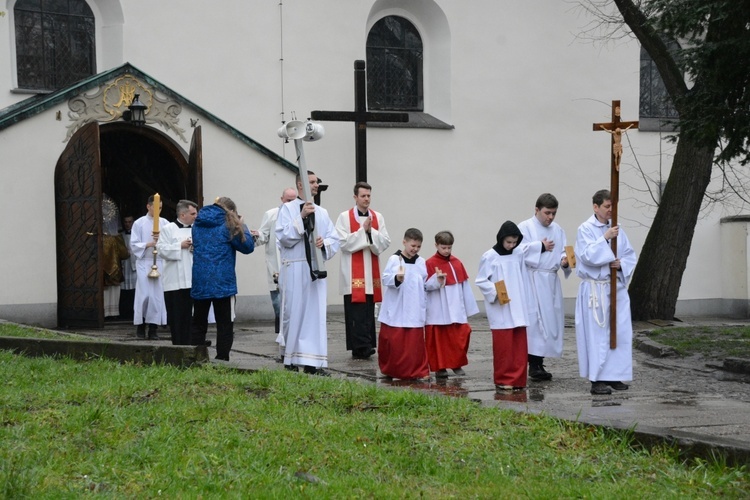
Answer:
[424,262,479,325]
[275,199,339,368]
[378,253,441,327]
[256,206,282,292]
[130,214,168,325]
[156,222,193,292]
[518,216,572,358]
[335,207,391,296]
[574,215,637,382]
[475,245,541,330]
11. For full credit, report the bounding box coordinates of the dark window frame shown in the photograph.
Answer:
[639,43,680,132]
[14,0,96,92]
[366,16,424,112]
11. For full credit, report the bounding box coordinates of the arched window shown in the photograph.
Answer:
[366,16,423,112]
[15,0,96,91]
[639,43,679,131]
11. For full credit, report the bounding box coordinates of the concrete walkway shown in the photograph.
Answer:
[65,312,750,464]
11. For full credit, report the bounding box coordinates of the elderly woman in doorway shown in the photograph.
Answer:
[190,196,255,361]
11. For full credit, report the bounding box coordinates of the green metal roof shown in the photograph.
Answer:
[0,63,297,172]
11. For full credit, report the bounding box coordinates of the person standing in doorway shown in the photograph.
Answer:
[119,215,137,321]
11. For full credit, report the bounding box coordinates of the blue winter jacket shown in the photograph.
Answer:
[191,204,254,300]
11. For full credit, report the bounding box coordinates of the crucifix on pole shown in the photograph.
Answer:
[311,60,409,183]
[593,100,638,349]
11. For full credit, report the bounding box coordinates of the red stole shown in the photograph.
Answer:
[349,208,382,303]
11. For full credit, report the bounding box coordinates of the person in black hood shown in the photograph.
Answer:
[493,220,524,255]
[476,220,542,392]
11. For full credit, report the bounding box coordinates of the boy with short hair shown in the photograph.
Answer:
[378,228,444,380]
[476,221,542,391]
[425,230,479,378]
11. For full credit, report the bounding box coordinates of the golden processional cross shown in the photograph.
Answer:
[593,100,638,349]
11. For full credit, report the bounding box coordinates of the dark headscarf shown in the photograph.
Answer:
[493,220,523,256]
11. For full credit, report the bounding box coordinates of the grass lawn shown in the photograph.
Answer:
[645,325,750,359]
[1,346,749,497]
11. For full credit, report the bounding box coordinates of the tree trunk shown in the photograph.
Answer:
[628,137,714,320]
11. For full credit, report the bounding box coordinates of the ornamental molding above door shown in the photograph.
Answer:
[64,74,188,143]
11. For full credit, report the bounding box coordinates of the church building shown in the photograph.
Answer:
[0,0,747,328]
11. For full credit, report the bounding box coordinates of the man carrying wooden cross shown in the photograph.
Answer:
[574,189,637,395]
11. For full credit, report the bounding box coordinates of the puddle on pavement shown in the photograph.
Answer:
[377,378,470,398]
[591,400,622,407]
[659,398,698,406]
[494,390,528,403]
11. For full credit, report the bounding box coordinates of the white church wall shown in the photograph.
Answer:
[0,109,69,325]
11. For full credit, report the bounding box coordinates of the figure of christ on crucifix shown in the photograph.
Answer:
[311,60,409,183]
[599,122,635,171]
[590,100,638,349]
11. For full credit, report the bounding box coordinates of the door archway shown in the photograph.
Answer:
[55,123,203,328]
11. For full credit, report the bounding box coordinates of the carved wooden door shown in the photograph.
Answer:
[188,126,203,207]
[55,122,104,328]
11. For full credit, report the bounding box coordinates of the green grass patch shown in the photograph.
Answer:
[0,323,75,340]
[646,325,750,358]
[1,350,748,497]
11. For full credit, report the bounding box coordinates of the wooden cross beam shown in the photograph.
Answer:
[310,60,409,183]
[593,100,638,349]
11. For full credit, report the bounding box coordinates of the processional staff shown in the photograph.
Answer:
[592,100,638,349]
[148,193,161,278]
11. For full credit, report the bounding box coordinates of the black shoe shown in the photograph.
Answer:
[148,333,161,340]
[303,366,330,377]
[605,381,629,391]
[215,354,229,361]
[204,340,212,347]
[284,364,299,372]
[590,382,612,395]
[528,364,553,381]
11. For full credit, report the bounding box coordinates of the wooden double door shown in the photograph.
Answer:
[55,122,203,328]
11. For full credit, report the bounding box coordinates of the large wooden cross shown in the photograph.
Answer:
[311,60,408,183]
[593,100,638,349]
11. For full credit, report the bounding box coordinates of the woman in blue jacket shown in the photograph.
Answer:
[191,197,255,360]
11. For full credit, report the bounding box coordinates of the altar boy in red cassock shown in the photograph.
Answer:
[377,228,444,380]
[425,231,479,378]
[476,221,542,391]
